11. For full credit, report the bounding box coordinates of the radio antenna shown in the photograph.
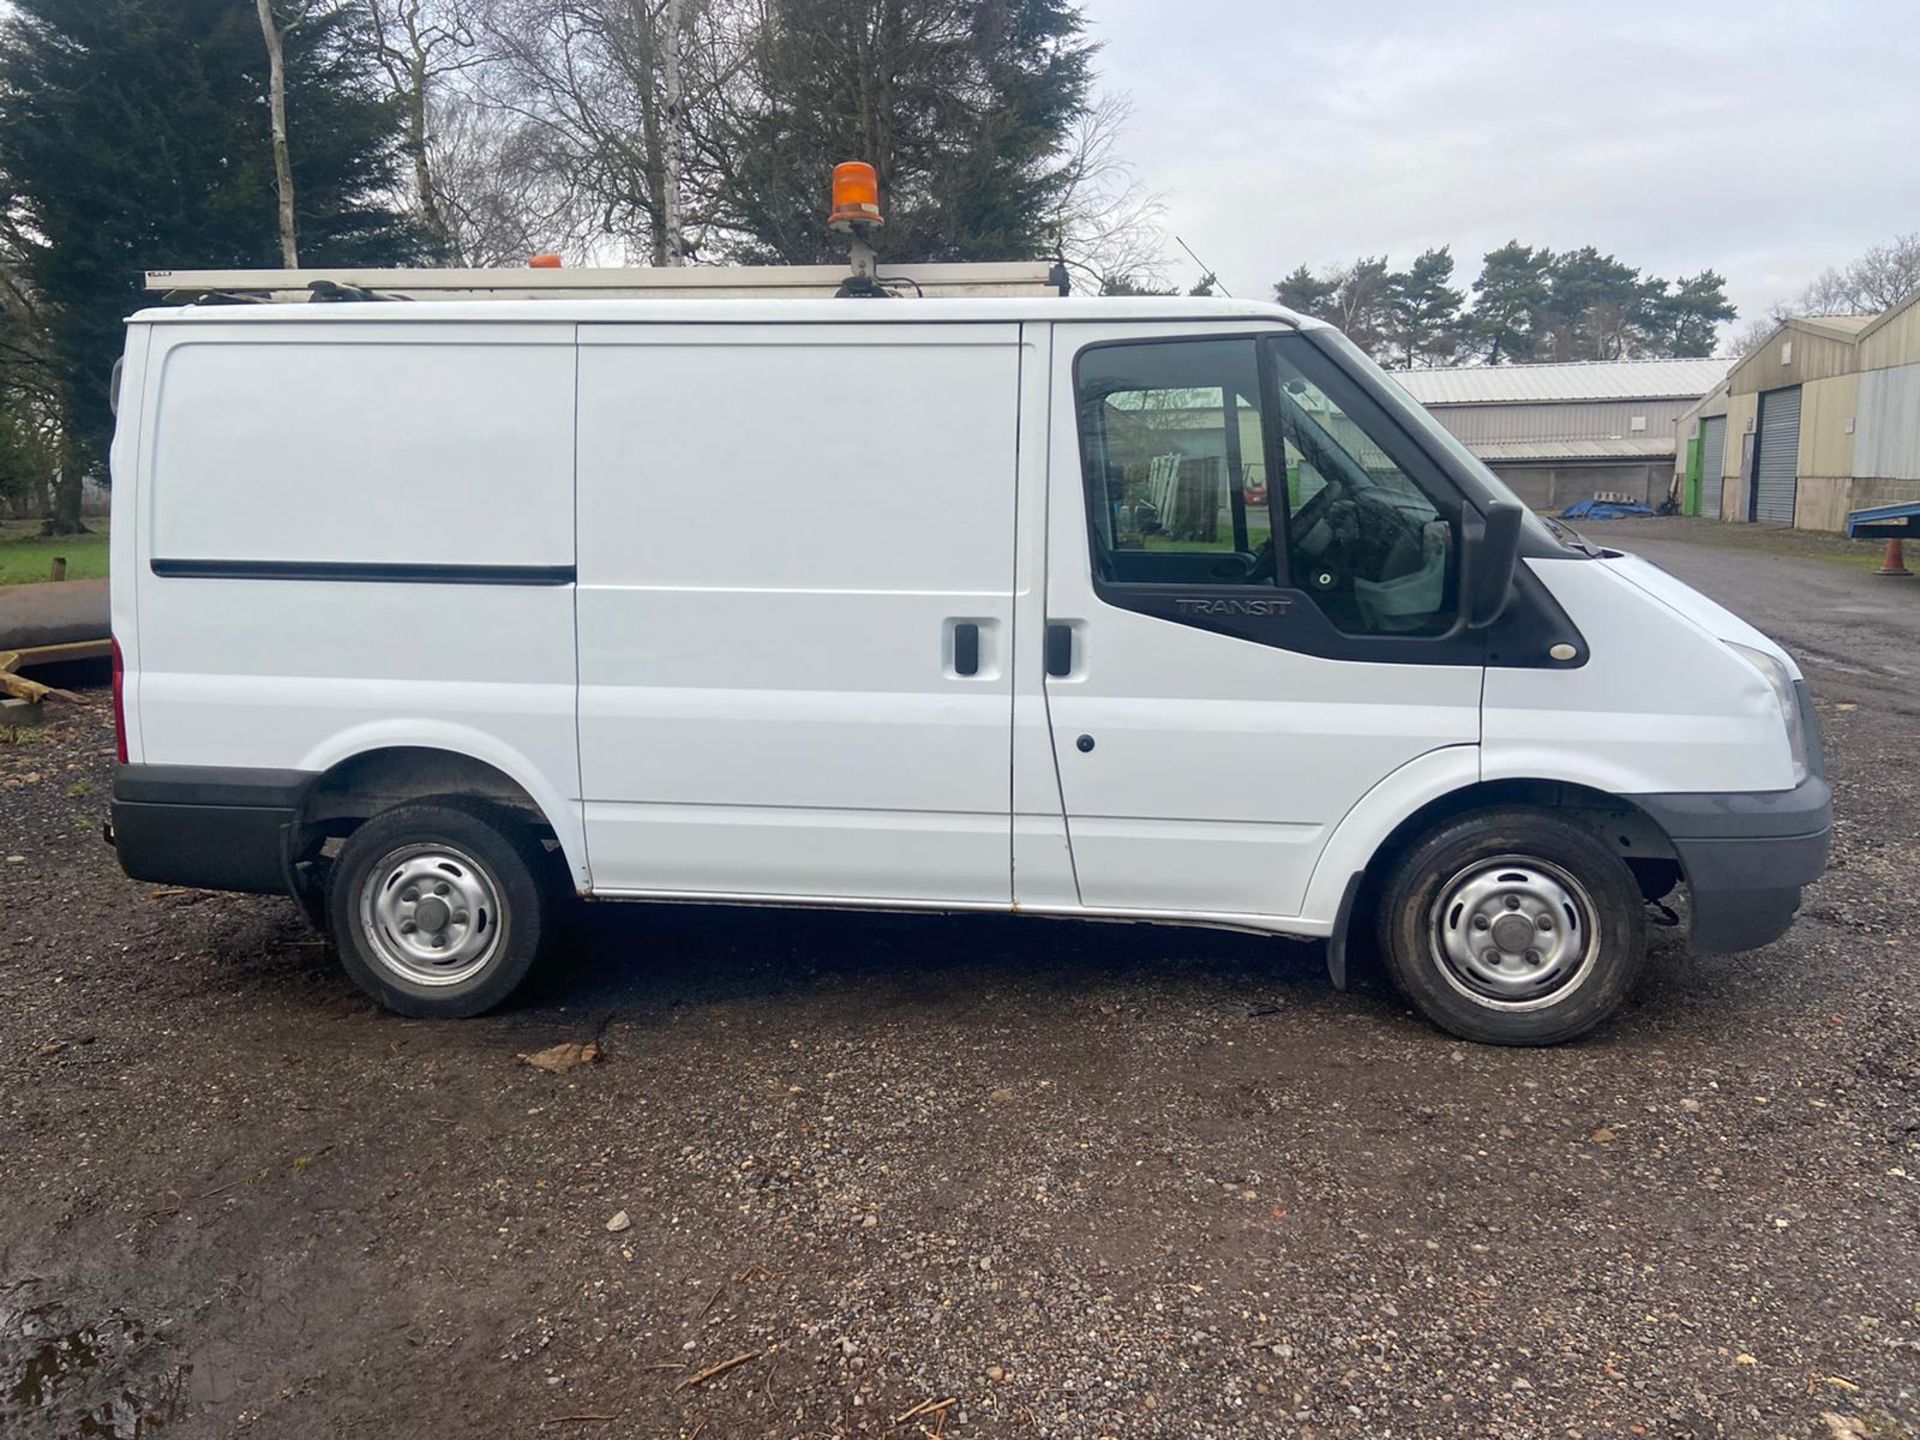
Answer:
[1174,236,1230,297]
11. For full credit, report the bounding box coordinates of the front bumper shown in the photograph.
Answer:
[1632,773,1832,954]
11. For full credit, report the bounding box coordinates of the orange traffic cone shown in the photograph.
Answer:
[1877,538,1913,577]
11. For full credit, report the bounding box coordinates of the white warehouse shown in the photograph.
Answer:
[1393,358,1730,512]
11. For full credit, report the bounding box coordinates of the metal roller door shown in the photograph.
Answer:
[1698,414,1726,518]
[1752,386,1801,525]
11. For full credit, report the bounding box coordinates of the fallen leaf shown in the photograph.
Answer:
[1589,1126,1618,1144]
[520,1041,602,1074]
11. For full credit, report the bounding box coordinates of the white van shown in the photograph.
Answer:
[105,293,1829,1044]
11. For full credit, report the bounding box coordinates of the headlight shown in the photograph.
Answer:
[1727,642,1807,785]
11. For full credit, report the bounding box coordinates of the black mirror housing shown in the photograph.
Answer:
[1465,501,1524,630]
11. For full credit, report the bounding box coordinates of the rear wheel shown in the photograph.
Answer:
[1377,808,1646,1045]
[327,798,552,1018]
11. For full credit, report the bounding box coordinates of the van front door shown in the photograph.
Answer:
[576,324,1020,904]
[1038,324,1482,921]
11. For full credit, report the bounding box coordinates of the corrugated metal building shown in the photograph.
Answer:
[1852,288,1920,516]
[1393,358,1730,510]
[1673,305,1920,530]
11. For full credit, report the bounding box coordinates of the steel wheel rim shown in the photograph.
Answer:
[358,843,506,987]
[1428,854,1599,1012]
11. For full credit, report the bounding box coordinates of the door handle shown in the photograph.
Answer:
[1045,622,1073,678]
[953,621,980,677]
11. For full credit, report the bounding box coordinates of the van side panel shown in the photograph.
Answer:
[130,320,586,880]
[145,327,575,567]
[575,323,1020,903]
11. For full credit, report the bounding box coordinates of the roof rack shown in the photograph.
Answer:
[144,261,1067,304]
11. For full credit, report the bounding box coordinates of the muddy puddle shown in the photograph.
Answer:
[1,1282,192,1438]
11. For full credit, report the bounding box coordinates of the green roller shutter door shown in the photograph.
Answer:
[1699,415,1726,518]
[1752,386,1801,525]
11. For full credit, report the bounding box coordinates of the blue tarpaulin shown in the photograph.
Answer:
[1561,498,1655,520]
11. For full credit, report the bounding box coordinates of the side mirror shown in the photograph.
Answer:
[1466,501,1523,629]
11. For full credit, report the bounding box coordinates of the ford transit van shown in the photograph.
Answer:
[105,294,1830,1043]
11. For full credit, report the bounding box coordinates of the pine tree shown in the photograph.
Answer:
[1275,258,1396,358]
[1540,246,1652,361]
[1389,247,1464,368]
[0,0,428,530]
[1656,270,1737,357]
[711,0,1093,265]
[1274,264,1338,320]
[1470,241,1554,364]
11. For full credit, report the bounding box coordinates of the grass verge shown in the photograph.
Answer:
[0,524,109,588]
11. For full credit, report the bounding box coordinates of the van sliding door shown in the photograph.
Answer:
[574,323,1020,904]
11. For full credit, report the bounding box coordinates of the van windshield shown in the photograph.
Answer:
[1310,328,1571,553]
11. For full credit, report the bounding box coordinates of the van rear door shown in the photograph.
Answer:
[575,322,1020,904]
[1036,323,1482,921]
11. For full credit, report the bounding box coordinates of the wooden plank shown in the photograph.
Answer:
[0,669,85,704]
[3,639,111,668]
[0,641,111,704]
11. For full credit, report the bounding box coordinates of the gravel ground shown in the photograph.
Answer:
[2,527,1917,1439]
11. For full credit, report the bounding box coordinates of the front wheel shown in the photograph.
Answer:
[327,798,552,1018]
[1377,808,1647,1045]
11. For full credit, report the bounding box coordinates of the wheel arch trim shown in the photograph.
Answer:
[1304,751,1681,933]
[295,722,587,889]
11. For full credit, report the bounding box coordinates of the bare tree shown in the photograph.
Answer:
[1728,314,1779,359]
[1046,93,1169,294]
[1796,232,1920,316]
[428,91,587,263]
[362,0,485,251]
[472,0,733,265]
[1737,232,1920,353]
[256,0,300,266]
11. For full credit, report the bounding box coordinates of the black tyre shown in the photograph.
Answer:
[1376,808,1647,1045]
[327,797,552,1018]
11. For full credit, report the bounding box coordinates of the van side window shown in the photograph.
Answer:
[1076,339,1274,589]
[1270,348,1456,636]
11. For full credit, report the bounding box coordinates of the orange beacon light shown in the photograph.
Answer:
[828,162,882,231]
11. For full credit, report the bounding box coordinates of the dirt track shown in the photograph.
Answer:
[3,520,1917,1438]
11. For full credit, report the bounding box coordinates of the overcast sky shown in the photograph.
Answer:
[1089,0,1920,339]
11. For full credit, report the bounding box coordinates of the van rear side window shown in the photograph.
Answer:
[148,336,575,572]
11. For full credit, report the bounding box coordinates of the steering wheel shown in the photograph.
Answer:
[1291,478,1341,539]
[1244,537,1278,583]
[1243,480,1348,588]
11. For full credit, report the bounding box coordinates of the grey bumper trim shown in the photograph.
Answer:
[1631,774,1832,954]
[114,763,315,809]
[1633,774,1831,842]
